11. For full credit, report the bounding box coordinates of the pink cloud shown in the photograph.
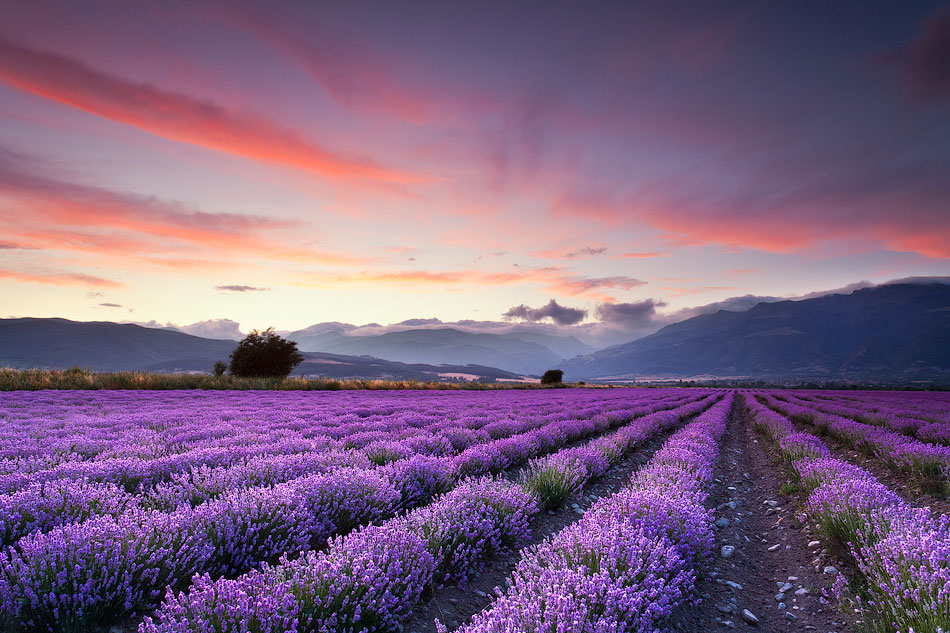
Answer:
[0,36,421,183]
[552,152,950,260]
[0,268,122,288]
[0,154,367,266]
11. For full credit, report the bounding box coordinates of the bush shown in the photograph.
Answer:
[540,369,563,385]
[212,361,226,376]
[228,329,303,378]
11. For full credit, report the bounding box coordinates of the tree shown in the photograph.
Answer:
[228,328,303,378]
[541,369,564,385]
[212,360,227,376]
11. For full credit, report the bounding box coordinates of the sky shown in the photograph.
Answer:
[1,0,948,336]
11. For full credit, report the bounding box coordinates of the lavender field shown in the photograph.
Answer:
[0,388,948,633]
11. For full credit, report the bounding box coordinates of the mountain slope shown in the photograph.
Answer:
[559,283,950,380]
[0,318,526,381]
[289,326,576,374]
[0,318,236,371]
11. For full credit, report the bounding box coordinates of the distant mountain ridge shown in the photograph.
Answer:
[559,283,950,381]
[0,318,526,381]
[0,318,236,371]
[286,325,594,374]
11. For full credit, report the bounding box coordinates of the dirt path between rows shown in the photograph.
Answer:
[786,417,950,517]
[404,423,680,633]
[669,402,856,633]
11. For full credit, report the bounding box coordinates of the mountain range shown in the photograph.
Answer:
[3,280,948,383]
[286,325,593,375]
[0,318,525,382]
[559,282,950,381]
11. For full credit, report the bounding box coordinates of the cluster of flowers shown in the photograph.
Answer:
[820,390,950,424]
[785,394,927,436]
[779,390,950,445]
[0,390,681,494]
[762,393,950,494]
[746,394,950,633]
[0,391,700,548]
[134,395,724,633]
[450,393,732,633]
[0,391,717,633]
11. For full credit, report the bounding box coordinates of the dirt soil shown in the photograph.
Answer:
[404,425,678,633]
[668,403,857,633]
[789,417,950,516]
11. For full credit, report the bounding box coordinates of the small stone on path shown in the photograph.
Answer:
[741,609,759,625]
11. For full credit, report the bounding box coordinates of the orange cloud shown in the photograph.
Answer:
[0,157,366,267]
[553,181,950,260]
[0,36,421,184]
[0,268,122,288]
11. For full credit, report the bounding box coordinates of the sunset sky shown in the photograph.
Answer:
[1,0,948,333]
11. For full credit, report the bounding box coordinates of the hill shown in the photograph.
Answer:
[288,325,591,375]
[0,318,526,381]
[0,318,236,371]
[559,283,950,381]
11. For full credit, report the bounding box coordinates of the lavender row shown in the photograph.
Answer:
[0,393,702,548]
[783,391,950,448]
[783,390,950,445]
[135,395,721,633]
[449,393,731,633]
[0,390,672,464]
[746,394,950,633]
[813,390,950,425]
[0,391,686,494]
[763,393,950,494]
[0,394,717,633]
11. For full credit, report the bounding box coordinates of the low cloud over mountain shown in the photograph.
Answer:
[504,299,588,325]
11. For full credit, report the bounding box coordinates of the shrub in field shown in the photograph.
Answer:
[266,524,435,633]
[363,440,414,466]
[520,453,587,510]
[195,485,314,578]
[805,474,901,551]
[0,509,209,633]
[140,572,297,633]
[381,456,455,509]
[919,422,950,445]
[291,469,401,543]
[887,443,950,494]
[587,435,623,464]
[0,478,137,547]
[454,443,505,478]
[228,328,303,378]
[438,427,489,451]
[795,457,868,494]
[778,433,830,463]
[405,478,537,586]
[540,369,563,385]
[403,433,454,456]
[468,520,690,633]
[853,509,950,633]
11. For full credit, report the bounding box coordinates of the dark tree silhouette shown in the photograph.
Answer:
[212,360,227,376]
[228,328,303,378]
[541,369,564,385]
